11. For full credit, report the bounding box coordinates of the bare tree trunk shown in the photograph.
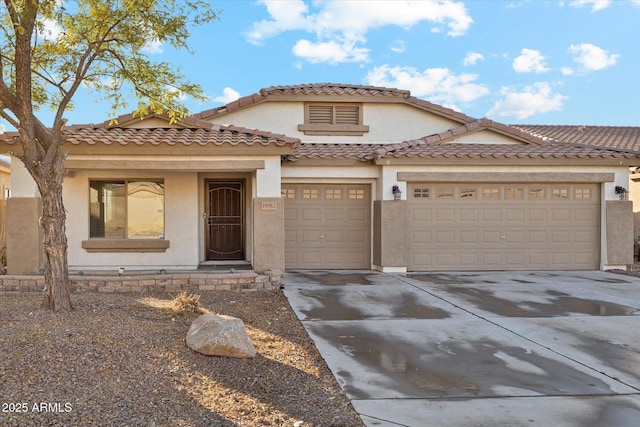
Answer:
[37,154,72,312]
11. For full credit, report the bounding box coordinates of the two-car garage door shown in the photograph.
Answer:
[406,183,600,271]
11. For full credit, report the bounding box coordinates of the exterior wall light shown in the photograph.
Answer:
[392,185,402,200]
[615,186,629,200]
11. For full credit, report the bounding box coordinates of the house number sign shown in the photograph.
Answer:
[261,201,278,211]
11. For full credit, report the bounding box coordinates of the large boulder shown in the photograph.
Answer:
[186,314,256,358]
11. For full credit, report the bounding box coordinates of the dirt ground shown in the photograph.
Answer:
[0,290,364,427]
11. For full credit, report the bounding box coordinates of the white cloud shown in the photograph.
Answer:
[513,48,549,73]
[569,43,618,71]
[487,82,567,120]
[365,64,489,110]
[463,51,484,66]
[166,86,187,101]
[38,18,62,40]
[561,67,575,76]
[293,38,370,64]
[246,0,473,64]
[390,40,406,53]
[214,87,240,104]
[142,39,164,54]
[569,0,611,12]
[246,0,311,44]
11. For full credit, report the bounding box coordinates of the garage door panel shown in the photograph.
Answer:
[550,252,571,266]
[411,209,432,221]
[346,208,368,221]
[284,230,298,243]
[407,183,599,271]
[505,231,525,244]
[528,209,547,222]
[459,209,478,221]
[410,253,435,269]
[324,209,345,221]
[301,209,321,221]
[528,230,547,243]
[551,231,571,243]
[345,230,368,243]
[482,231,502,244]
[301,230,322,243]
[574,208,597,222]
[436,208,455,221]
[459,231,479,244]
[575,230,596,243]
[411,230,432,244]
[505,209,524,222]
[528,252,548,266]
[284,210,298,221]
[435,231,455,243]
[283,184,370,269]
[551,209,571,221]
[506,252,525,266]
[435,253,455,267]
[482,209,502,221]
[481,252,502,267]
[324,230,343,243]
[459,253,479,266]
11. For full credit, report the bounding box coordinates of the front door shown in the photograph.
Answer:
[206,181,244,260]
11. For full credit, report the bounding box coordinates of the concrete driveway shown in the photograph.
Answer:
[283,270,640,427]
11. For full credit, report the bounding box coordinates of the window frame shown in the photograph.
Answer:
[83,178,169,253]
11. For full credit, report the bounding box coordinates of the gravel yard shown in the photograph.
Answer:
[0,290,363,427]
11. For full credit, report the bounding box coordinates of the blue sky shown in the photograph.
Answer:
[32,0,640,127]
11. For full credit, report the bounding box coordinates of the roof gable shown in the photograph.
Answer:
[82,111,215,130]
[191,83,476,125]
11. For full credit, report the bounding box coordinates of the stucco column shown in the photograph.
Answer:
[373,200,407,272]
[252,198,285,272]
[6,197,43,274]
[606,200,633,266]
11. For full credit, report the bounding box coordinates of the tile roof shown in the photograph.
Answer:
[2,125,300,148]
[372,141,638,160]
[290,144,379,161]
[192,83,475,123]
[512,125,640,153]
[287,119,640,161]
[260,83,411,98]
[289,140,638,162]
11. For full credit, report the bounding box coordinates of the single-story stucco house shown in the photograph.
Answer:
[1,83,639,275]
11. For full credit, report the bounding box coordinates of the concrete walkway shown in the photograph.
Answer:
[283,270,640,427]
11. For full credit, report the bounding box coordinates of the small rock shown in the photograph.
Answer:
[186,314,256,358]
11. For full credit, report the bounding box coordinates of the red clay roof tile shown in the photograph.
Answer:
[512,125,640,153]
[1,125,301,149]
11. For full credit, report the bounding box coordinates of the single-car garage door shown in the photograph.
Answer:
[407,183,600,271]
[282,184,371,269]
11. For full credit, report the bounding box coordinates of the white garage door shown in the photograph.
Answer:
[407,183,600,271]
[282,184,371,269]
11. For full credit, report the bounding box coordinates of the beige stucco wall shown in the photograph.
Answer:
[252,198,285,272]
[629,174,640,251]
[10,156,39,197]
[6,197,42,274]
[216,102,459,144]
[65,171,200,270]
[606,200,634,265]
[373,200,407,270]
